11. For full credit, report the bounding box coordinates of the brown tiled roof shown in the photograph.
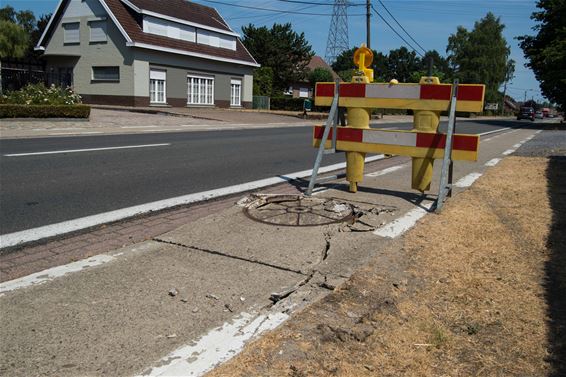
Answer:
[307,56,340,81]
[124,0,232,32]
[106,0,258,65]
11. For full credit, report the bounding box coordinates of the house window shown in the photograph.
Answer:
[150,69,167,104]
[63,22,80,44]
[92,66,119,81]
[187,75,214,105]
[89,20,107,43]
[230,79,241,106]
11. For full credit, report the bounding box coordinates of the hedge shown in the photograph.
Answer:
[270,97,327,112]
[0,104,91,119]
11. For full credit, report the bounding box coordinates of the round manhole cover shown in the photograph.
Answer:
[243,195,354,226]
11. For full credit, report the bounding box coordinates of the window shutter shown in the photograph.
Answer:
[89,21,107,42]
[63,22,80,44]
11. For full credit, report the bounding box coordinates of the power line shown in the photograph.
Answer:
[370,4,423,57]
[274,0,365,6]
[376,0,427,54]
[199,0,365,16]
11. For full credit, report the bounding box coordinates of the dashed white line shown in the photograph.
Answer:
[502,149,516,155]
[454,172,483,188]
[373,202,434,238]
[513,143,522,148]
[365,163,408,177]
[3,143,171,157]
[485,158,502,167]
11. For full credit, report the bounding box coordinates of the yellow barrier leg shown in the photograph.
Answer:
[411,109,440,192]
[346,107,370,193]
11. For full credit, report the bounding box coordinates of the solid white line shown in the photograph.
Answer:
[0,155,385,248]
[365,163,408,177]
[143,311,289,377]
[502,149,516,155]
[4,143,171,157]
[485,158,502,167]
[0,254,115,296]
[373,202,433,238]
[454,172,483,188]
[121,126,159,128]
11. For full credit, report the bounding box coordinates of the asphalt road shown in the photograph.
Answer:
[0,119,535,234]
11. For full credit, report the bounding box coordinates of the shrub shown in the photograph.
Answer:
[0,83,82,105]
[270,97,327,112]
[0,104,91,118]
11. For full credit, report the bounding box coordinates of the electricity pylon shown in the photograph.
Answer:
[325,0,349,65]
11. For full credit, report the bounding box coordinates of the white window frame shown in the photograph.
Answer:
[88,20,107,43]
[63,22,80,44]
[187,75,214,105]
[230,79,242,107]
[150,69,167,104]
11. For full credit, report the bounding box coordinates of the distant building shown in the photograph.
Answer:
[285,56,340,99]
[35,0,259,108]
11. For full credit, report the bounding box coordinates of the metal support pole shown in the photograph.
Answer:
[306,82,340,196]
[435,79,459,213]
[366,0,371,49]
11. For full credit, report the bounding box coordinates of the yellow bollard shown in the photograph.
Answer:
[411,76,441,192]
[346,107,370,192]
[345,44,373,193]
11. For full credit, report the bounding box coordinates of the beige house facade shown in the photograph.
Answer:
[36,0,258,108]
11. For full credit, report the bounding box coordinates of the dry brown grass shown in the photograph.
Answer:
[208,156,557,377]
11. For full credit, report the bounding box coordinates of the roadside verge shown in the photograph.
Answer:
[208,155,565,376]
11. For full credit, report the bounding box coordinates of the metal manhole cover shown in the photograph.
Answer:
[243,195,354,226]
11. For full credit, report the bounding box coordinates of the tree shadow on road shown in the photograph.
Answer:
[545,155,566,376]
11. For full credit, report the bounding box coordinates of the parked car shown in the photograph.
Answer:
[535,111,544,119]
[517,107,535,121]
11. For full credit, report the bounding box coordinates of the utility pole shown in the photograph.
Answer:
[366,0,371,48]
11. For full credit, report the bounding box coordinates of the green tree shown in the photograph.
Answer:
[331,47,357,73]
[252,67,273,96]
[447,12,512,103]
[384,47,421,83]
[242,23,313,94]
[0,20,29,58]
[518,0,566,110]
[308,67,334,87]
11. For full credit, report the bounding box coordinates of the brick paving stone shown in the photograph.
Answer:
[9,249,56,265]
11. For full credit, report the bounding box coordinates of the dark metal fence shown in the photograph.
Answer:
[1,59,73,93]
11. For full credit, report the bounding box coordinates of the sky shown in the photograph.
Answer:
[1,0,546,102]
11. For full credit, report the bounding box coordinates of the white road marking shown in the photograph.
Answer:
[121,125,159,128]
[478,127,510,137]
[0,254,114,296]
[0,155,385,248]
[373,202,433,238]
[4,143,171,157]
[365,163,407,177]
[485,158,502,167]
[454,172,483,188]
[513,143,522,148]
[502,149,516,155]
[143,311,289,377]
